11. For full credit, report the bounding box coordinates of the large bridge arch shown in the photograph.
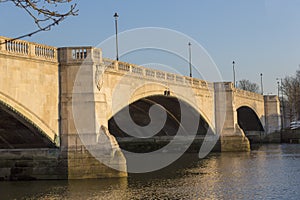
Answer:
[0,38,59,148]
[0,94,57,148]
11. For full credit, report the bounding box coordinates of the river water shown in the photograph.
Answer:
[1,144,300,200]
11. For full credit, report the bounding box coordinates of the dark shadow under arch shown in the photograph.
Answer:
[237,106,264,132]
[108,95,214,153]
[0,102,56,149]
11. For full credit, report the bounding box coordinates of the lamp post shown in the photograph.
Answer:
[277,81,280,97]
[277,78,284,130]
[260,73,264,95]
[113,12,119,61]
[188,42,192,77]
[232,61,236,87]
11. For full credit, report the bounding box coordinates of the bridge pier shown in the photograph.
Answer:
[58,47,127,179]
[264,95,281,133]
[214,82,250,152]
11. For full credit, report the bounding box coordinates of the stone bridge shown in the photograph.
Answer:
[0,37,281,180]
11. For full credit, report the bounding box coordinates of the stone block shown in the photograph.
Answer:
[221,135,250,152]
[0,168,11,180]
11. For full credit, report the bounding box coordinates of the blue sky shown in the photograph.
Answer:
[1,0,300,94]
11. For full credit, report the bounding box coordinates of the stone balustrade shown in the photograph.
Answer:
[235,88,263,100]
[0,37,262,97]
[58,46,102,65]
[220,81,263,100]
[0,36,57,62]
[103,58,209,89]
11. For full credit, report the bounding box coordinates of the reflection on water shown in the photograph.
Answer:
[1,144,300,199]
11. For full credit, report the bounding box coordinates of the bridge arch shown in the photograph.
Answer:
[108,93,215,153]
[0,92,58,148]
[107,82,214,130]
[237,106,264,133]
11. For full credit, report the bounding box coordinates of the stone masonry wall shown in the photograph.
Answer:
[0,149,66,181]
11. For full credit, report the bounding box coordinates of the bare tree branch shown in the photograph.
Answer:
[237,79,260,93]
[0,17,63,44]
[0,0,78,42]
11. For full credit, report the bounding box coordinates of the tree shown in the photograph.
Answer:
[281,73,300,121]
[237,79,260,93]
[1,0,78,41]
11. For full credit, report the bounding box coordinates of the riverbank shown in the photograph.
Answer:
[247,129,300,145]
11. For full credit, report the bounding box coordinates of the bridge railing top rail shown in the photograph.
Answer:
[235,88,263,99]
[103,58,212,89]
[0,36,57,62]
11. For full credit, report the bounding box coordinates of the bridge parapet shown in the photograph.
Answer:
[235,88,263,101]
[0,36,57,62]
[103,58,211,89]
[221,81,264,100]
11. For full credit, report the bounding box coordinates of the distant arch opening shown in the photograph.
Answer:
[237,106,264,131]
[108,95,214,153]
[0,102,56,149]
[237,106,264,146]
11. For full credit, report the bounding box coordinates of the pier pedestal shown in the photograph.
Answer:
[221,135,250,152]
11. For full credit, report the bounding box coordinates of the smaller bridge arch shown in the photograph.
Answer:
[237,106,264,132]
[232,88,266,143]
[237,106,265,146]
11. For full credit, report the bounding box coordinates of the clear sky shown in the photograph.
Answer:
[1,0,300,94]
